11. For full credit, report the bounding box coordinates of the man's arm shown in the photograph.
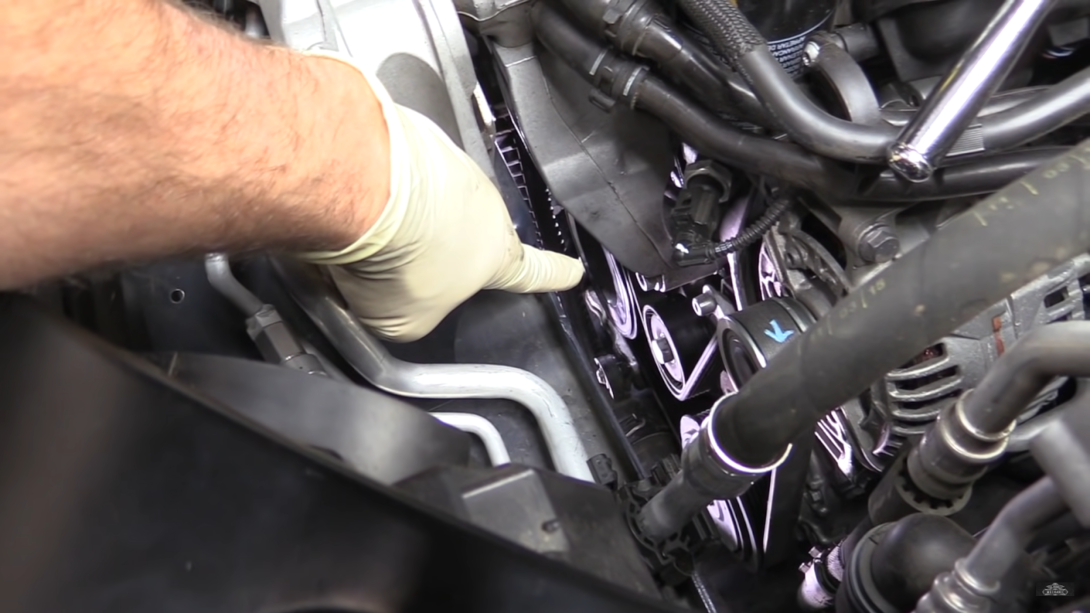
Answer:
[0,0,388,288]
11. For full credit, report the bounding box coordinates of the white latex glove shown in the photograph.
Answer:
[300,53,584,342]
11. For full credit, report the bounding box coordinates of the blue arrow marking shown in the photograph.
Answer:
[764,320,795,343]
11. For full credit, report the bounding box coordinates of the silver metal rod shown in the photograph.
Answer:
[432,412,513,466]
[205,253,265,317]
[888,0,1057,182]
[273,258,594,482]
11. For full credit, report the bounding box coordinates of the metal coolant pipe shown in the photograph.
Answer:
[889,0,1058,182]
[432,412,512,466]
[205,253,265,317]
[273,258,594,482]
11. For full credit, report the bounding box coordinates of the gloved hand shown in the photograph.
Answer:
[301,53,585,342]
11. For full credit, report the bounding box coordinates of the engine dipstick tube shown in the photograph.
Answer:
[888,0,1058,182]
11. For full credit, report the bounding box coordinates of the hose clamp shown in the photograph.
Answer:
[938,395,1012,463]
[704,395,793,478]
[588,50,610,78]
[954,390,1016,443]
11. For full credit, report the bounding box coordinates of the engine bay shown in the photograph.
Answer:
[17,0,1090,611]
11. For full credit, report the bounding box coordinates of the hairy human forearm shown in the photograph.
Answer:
[0,0,389,288]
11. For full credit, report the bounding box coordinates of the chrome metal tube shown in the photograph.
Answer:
[432,413,513,466]
[205,253,265,317]
[273,258,594,482]
[889,0,1058,182]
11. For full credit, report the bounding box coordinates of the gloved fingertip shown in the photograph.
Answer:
[495,244,585,293]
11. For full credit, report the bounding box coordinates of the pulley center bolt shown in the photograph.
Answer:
[652,337,676,365]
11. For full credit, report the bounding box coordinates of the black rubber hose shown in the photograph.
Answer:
[674,0,1090,164]
[710,139,1090,467]
[548,0,771,125]
[633,76,836,189]
[550,0,1090,146]
[867,515,977,612]
[856,148,1067,201]
[916,478,1068,612]
[979,64,1090,151]
[961,322,1090,433]
[531,4,1059,202]
[878,86,1050,128]
[639,78,1065,201]
[532,3,828,183]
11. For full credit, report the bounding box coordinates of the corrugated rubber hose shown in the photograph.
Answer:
[711,193,792,257]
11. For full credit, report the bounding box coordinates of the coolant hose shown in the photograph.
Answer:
[963,322,1090,433]
[903,321,1090,498]
[915,478,1068,612]
[532,3,1057,201]
[980,63,1090,151]
[548,0,770,124]
[636,76,1064,202]
[674,0,1090,164]
[531,3,827,183]
[857,148,1066,201]
[712,138,1090,468]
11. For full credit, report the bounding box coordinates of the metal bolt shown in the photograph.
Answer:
[651,337,675,365]
[693,293,717,317]
[784,247,802,268]
[858,225,901,264]
[802,41,821,69]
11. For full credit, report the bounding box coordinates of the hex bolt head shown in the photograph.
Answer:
[784,247,802,268]
[651,337,676,365]
[858,225,901,264]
